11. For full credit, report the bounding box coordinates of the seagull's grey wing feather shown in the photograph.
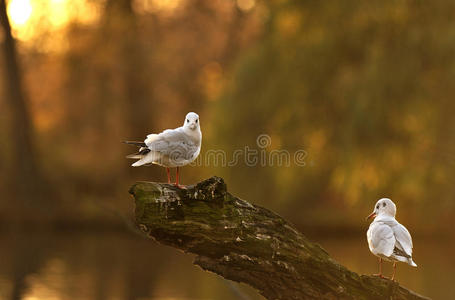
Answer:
[146,128,197,161]
[369,223,395,257]
[393,223,413,257]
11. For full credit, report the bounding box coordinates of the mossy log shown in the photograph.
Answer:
[130,176,430,300]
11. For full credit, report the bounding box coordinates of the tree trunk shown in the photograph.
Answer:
[104,0,154,137]
[0,0,49,206]
[130,177,430,300]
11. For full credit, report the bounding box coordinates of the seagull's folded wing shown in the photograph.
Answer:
[145,134,159,145]
[370,223,395,257]
[393,223,413,257]
[146,128,198,161]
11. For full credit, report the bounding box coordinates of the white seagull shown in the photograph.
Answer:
[366,198,417,280]
[125,112,202,187]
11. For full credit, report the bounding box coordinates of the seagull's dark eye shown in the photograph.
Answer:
[196,119,198,123]
[383,202,386,207]
[376,205,379,209]
[187,119,189,123]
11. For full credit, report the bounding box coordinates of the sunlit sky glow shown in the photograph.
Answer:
[6,0,186,47]
[7,0,33,26]
[6,0,102,47]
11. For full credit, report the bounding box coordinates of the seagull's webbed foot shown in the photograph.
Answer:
[372,274,388,279]
[174,183,186,189]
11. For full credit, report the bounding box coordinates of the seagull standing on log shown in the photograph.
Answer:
[366,198,417,280]
[125,112,202,187]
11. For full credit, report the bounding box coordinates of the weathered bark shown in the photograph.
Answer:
[129,177,430,300]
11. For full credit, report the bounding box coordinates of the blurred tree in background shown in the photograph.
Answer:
[0,0,50,213]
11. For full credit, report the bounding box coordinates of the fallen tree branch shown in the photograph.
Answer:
[130,176,430,300]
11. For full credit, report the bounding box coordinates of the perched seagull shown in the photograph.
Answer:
[366,198,417,280]
[125,112,202,187]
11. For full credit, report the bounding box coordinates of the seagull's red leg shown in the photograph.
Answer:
[173,167,185,188]
[391,262,397,281]
[166,168,171,184]
[175,167,179,186]
[373,258,387,278]
[175,167,180,186]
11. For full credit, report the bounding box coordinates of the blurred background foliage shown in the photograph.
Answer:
[0,0,454,299]
[213,0,455,233]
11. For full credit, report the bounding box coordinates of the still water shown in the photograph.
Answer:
[0,231,452,300]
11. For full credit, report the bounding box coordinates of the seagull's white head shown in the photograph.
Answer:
[183,112,200,131]
[366,198,396,220]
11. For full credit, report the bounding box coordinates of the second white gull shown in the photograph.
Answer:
[366,198,417,280]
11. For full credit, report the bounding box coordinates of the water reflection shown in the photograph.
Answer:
[0,232,261,300]
[0,232,453,299]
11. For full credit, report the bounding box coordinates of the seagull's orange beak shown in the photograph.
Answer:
[366,212,376,221]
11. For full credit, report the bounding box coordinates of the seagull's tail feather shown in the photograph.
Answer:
[126,154,143,159]
[126,147,151,160]
[409,259,417,267]
[132,158,154,167]
[132,161,144,167]
[131,151,160,167]
[124,141,147,147]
